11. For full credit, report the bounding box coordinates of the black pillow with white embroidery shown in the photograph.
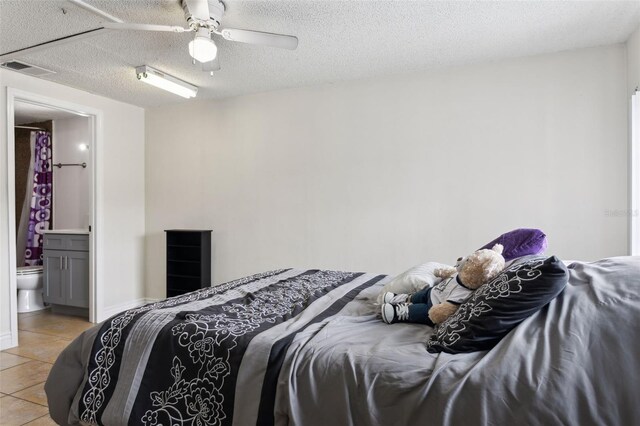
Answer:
[426,256,568,354]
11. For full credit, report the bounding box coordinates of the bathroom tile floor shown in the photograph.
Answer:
[0,309,94,425]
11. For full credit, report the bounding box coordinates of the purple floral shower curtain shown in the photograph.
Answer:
[24,131,53,266]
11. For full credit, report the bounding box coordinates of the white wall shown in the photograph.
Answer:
[0,69,146,346]
[629,26,640,255]
[628,26,640,95]
[145,44,628,300]
[52,116,91,230]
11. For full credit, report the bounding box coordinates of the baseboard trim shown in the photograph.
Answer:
[0,331,14,351]
[102,298,159,319]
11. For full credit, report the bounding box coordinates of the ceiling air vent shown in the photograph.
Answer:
[0,60,56,77]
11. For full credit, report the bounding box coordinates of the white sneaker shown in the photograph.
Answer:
[383,292,410,305]
[381,303,410,324]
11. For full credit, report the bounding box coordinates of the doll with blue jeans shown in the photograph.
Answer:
[380,274,472,326]
[380,244,505,326]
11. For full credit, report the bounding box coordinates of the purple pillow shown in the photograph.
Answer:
[480,228,547,262]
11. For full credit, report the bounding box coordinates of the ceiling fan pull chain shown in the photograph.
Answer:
[193,30,198,63]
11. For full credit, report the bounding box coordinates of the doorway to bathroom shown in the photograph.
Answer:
[6,88,102,348]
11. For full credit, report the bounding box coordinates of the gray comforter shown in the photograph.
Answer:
[46,257,640,425]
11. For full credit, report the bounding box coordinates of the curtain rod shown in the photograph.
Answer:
[15,125,46,131]
[54,162,87,169]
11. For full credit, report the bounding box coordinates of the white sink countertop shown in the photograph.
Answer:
[44,229,91,235]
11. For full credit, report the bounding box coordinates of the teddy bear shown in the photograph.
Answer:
[428,243,505,323]
[381,244,505,326]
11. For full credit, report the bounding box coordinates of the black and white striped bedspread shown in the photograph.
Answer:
[65,269,384,426]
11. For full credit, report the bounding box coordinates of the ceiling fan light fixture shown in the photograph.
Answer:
[135,65,198,98]
[189,28,218,63]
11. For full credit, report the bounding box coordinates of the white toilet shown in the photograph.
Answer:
[16,266,46,313]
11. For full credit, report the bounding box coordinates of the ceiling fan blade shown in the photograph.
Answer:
[219,28,298,50]
[103,22,190,33]
[0,27,109,62]
[67,0,123,23]
[184,0,211,21]
[202,56,221,72]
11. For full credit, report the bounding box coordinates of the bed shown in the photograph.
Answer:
[46,257,640,425]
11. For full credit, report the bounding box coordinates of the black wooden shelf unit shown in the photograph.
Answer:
[165,229,212,298]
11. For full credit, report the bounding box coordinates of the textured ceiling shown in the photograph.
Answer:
[14,101,82,124]
[1,0,639,107]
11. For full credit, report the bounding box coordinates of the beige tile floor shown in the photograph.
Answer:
[0,309,94,425]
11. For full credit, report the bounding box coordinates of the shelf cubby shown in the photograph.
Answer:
[165,230,212,298]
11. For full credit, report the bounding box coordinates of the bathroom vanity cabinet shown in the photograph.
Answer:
[43,232,89,313]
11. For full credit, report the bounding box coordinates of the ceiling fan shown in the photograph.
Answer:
[96,0,299,73]
[0,0,298,73]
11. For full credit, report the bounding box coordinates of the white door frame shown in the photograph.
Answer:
[631,90,639,256]
[5,87,103,347]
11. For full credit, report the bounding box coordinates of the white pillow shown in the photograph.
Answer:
[376,262,450,305]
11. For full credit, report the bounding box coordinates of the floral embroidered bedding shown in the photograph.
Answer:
[46,258,640,425]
